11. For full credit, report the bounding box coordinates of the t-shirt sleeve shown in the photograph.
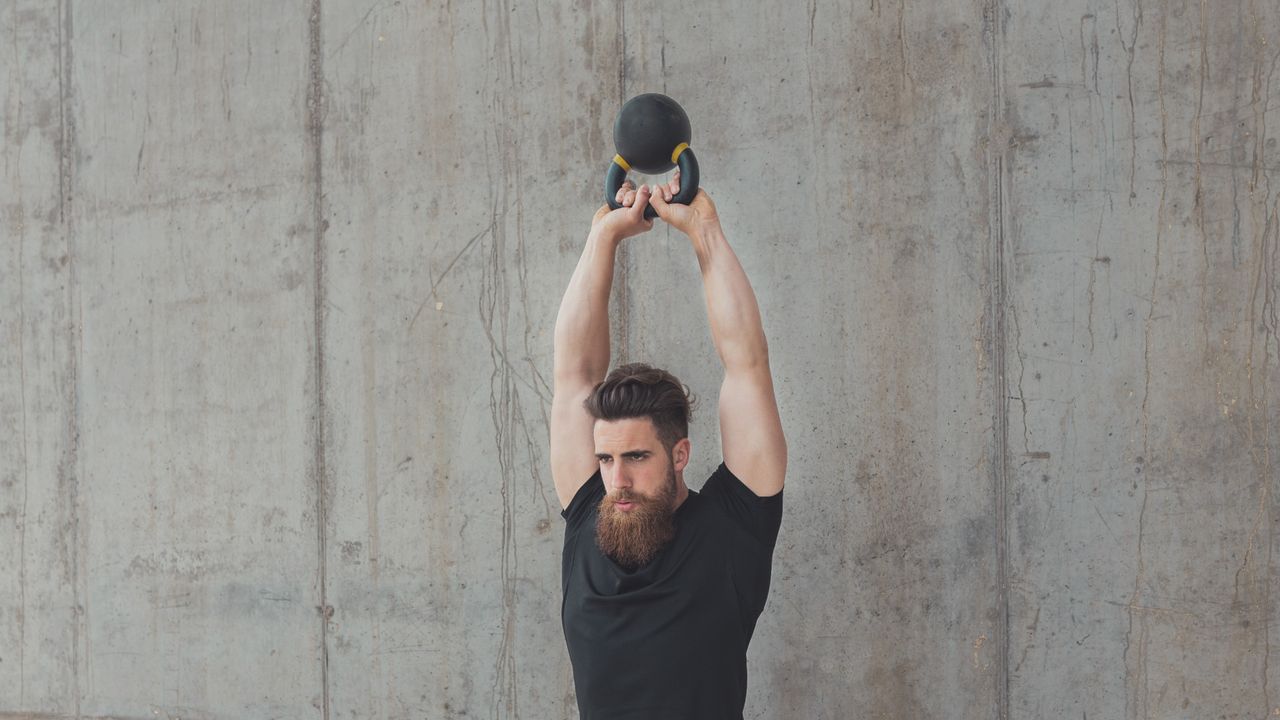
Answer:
[561,470,604,530]
[700,462,784,548]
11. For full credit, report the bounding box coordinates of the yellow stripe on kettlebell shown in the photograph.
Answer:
[613,154,632,172]
[671,143,690,163]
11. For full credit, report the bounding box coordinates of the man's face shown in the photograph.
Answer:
[593,417,689,570]
[593,417,684,503]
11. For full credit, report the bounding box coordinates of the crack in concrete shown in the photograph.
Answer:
[479,3,527,717]
[1195,0,1211,360]
[1242,11,1278,714]
[1124,10,1168,717]
[1113,0,1143,203]
[897,0,913,90]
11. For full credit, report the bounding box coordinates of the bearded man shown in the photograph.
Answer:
[550,173,787,720]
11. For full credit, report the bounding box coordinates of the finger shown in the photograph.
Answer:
[615,179,636,204]
[647,185,668,217]
[628,184,652,221]
[667,170,681,196]
[622,180,639,202]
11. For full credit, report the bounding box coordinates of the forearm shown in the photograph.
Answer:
[553,228,621,382]
[691,224,770,370]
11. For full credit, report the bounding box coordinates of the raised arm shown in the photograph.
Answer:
[551,183,655,509]
[650,179,787,496]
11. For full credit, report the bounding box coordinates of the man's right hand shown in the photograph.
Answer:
[592,181,655,242]
[647,170,720,241]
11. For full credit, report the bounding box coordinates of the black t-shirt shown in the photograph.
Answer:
[560,462,784,720]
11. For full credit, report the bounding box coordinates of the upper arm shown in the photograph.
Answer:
[719,363,786,497]
[551,379,599,509]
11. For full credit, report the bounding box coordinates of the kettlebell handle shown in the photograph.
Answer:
[604,146,701,220]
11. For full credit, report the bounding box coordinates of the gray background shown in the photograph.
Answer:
[2,0,1278,718]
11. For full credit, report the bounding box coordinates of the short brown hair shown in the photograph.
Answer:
[584,363,694,450]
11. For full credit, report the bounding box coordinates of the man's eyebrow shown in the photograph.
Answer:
[595,450,651,458]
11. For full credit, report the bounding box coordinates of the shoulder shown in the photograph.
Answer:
[561,470,604,530]
[701,462,783,501]
[699,462,784,547]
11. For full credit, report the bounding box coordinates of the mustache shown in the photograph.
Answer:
[595,484,677,571]
[606,489,669,509]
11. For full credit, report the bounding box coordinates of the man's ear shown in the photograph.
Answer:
[672,438,692,472]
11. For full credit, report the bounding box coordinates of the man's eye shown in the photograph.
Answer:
[598,457,612,464]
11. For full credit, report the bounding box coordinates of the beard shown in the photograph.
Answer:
[595,465,678,571]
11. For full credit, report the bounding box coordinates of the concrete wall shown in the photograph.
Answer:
[1,1,1276,718]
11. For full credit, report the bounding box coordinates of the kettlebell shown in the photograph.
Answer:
[604,93,701,220]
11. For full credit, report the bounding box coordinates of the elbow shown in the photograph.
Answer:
[721,337,771,372]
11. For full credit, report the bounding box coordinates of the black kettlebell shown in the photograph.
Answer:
[604,93,701,220]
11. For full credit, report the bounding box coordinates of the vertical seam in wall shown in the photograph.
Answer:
[994,165,1011,720]
[57,0,70,224]
[307,2,331,718]
[58,0,85,715]
[615,0,629,363]
[984,0,1010,718]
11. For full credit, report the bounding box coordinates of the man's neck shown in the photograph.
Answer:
[673,477,690,510]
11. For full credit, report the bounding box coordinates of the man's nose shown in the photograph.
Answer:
[611,467,632,489]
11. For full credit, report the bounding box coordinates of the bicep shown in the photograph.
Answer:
[551,381,599,509]
[718,365,786,497]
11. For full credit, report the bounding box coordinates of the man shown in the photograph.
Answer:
[550,171,787,719]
